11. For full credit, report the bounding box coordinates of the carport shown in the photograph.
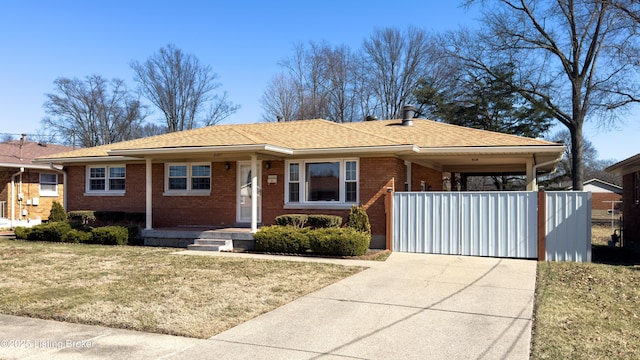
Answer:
[387,142,591,262]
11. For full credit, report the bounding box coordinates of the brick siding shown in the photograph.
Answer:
[65,157,443,247]
[0,167,64,221]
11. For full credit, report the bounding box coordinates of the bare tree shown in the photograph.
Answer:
[131,44,238,132]
[611,0,640,24]
[321,44,360,122]
[42,75,145,147]
[362,27,433,119]
[463,0,640,190]
[269,42,362,122]
[260,73,300,122]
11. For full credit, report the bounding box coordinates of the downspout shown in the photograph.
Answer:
[532,155,563,191]
[10,167,24,228]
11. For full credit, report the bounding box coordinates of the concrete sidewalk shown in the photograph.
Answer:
[0,252,537,359]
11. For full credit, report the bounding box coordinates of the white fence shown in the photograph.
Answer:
[544,192,592,262]
[392,191,591,262]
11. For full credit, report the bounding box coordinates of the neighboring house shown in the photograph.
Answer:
[36,113,565,248]
[572,178,623,213]
[606,154,640,249]
[0,138,71,228]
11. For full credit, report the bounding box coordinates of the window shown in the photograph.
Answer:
[86,165,126,194]
[165,163,211,194]
[288,163,300,202]
[39,173,58,196]
[286,159,358,205]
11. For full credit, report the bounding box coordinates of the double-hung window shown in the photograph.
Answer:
[165,163,211,195]
[39,173,58,196]
[86,165,126,194]
[286,159,358,206]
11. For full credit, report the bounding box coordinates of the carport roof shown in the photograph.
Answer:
[35,119,564,172]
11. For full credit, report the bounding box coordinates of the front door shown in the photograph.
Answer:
[237,162,261,224]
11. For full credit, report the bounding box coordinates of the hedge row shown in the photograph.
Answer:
[275,214,342,229]
[254,226,370,256]
[14,223,131,245]
[67,210,145,225]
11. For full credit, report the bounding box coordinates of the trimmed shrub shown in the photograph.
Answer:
[308,227,370,256]
[62,229,92,243]
[90,226,129,245]
[275,214,308,228]
[68,210,96,225]
[14,226,31,240]
[253,225,310,253]
[275,214,342,229]
[306,215,342,229]
[125,225,140,242]
[126,212,146,223]
[28,222,73,242]
[347,206,371,235]
[48,201,68,222]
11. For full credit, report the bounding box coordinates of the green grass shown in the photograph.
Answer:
[0,238,364,338]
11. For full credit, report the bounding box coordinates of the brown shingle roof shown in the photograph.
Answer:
[37,119,559,160]
[343,120,556,147]
[0,141,72,165]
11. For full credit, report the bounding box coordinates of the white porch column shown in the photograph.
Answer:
[526,157,537,191]
[145,158,153,230]
[250,154,258,233]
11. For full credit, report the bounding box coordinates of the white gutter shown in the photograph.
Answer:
[416,145,566,155]
[32,156,141,164]
[532,155,564,190]
[533,155,564,175]
[10,167,24,227]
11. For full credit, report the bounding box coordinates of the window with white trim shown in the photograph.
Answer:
[286,159,358,205]
[86,165,126,193]
[39,173,58,196]
[165,163,211,194]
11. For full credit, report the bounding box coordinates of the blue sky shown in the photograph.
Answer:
[1,0,638,162]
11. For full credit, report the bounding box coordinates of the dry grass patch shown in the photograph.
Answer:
[0,239,363,338]
[532,260,640,359]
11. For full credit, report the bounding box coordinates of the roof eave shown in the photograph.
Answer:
[33,156,141,164]
[417,145,566,155]
[0,162,64,170]
[606,153,640,174]
[107,144,294,157]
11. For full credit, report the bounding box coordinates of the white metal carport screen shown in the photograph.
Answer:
[393,192,538,258]
[545,192,592,262]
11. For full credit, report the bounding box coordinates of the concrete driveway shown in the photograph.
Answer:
[0,252,536,359]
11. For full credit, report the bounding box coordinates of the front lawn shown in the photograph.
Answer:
[0,239,363,338]
[531,243,640,359]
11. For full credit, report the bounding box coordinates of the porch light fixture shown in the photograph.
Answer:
[266,161,271,169]
[225,162,231,170]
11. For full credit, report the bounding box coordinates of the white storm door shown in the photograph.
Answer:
[237,162,261,223]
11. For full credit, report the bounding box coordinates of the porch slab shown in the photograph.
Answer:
[142,227,254,249]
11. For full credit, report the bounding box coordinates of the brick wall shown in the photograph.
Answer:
[622,172,640,247]
[65,157,443,248]
[411,163,444,191]
[591,192,622,211]
[0,167,64,221]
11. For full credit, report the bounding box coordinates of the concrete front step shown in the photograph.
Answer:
[187,238,233,252]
